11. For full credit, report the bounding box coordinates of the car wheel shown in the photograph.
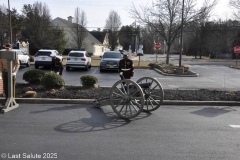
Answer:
[35,64,39,69]
[66,66,70,71]
[85,64,89,71]
[26,59,30,67]
[89,63,91,68]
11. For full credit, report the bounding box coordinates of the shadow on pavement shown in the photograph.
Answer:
[30,104,151,133]
[191,106,236,117]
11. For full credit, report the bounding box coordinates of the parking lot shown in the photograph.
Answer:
[16,62,240,91]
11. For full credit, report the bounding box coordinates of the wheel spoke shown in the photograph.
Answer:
[136,77,164,112]
[130,101,139,112]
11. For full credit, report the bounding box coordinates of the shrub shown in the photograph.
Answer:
[41,73,65,89]
[80,74,98,88]
[23,69,46,83]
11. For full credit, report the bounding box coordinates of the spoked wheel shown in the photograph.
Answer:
[109,79,145,119]
[136,77,164,112]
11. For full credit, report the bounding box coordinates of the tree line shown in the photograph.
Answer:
[1,0,240,63]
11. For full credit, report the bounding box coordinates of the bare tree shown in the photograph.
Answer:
[229,0,240,19]
[105,10,121,51]
[129,0,217,64]
[72,7,88,50]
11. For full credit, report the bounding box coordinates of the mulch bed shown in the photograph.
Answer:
[14,83,240,101]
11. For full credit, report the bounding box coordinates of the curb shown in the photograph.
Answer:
[153,68,199,77]
[11,98,240,106]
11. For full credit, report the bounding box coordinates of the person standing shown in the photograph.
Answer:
[0,44,20,105]
[118,52,134,79]
[51,53,63,76]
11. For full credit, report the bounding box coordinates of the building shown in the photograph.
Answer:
[52,16,110,56]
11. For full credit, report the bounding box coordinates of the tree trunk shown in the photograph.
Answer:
[166,44,171,64]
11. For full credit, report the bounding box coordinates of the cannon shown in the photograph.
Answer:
[93,77,164,119]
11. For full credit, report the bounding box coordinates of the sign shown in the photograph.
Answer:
[234,46,240,56]
[234,46,240,53]
[137,44,143,56]
[155,43,161,50]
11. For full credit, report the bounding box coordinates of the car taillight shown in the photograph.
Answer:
[67,57,70,60]
[81,58,86,61]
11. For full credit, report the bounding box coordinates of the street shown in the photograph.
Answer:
[1,54,240,160]
[0,104,239,160]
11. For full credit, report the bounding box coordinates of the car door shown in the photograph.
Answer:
[16,51,25,64]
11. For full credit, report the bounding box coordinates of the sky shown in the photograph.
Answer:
[1,0,235,31]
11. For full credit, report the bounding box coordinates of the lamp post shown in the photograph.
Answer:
[179,0,184,67]
[8,0,12,44]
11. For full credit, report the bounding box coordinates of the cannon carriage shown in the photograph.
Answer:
[93,77,164,119]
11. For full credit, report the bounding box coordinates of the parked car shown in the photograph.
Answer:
[34,49,62,69]
[66,50,92,71]
[0,49,30,67]
[100,51,122,72]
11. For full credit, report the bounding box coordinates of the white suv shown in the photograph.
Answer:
[34,49,62,69]
[66,51,91,71]
[0,49,30,67]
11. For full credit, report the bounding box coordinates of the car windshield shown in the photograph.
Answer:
[17,51,24,55]
[69,52,84,57]
[37,51,51,56]
[103,52,121,58]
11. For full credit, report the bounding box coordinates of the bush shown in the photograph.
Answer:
[23,69,46,83]
[41,73,65,89]
[80,74,98,88]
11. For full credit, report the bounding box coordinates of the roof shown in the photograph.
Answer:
[69,50,87,53]
[89,31,107,44]
[53,17,102,44]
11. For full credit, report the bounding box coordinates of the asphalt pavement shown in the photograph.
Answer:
[1,55,240,160]
[1,104,239,160]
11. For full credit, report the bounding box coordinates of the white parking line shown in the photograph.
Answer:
[92,67,99,74]
[229,125,240,128]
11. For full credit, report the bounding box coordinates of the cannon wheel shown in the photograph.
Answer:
[109,79,145,119]
[136,77,164,111]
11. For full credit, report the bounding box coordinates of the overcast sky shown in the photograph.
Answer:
[3,0,234,31]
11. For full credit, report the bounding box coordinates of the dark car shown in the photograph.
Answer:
[100,51,122,72]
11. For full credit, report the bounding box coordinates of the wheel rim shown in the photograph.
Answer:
[110,79,144,119]
[136,77,164,111]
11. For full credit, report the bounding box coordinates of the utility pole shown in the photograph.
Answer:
[179,0,184,67]
[8,0,12,44]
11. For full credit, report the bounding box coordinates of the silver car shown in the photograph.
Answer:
[100,51,122,72]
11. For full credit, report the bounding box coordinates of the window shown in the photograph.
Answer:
[37,51,51,56]
[103,52,121,58]
[69,52,84,57]
[17,51,23,55]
